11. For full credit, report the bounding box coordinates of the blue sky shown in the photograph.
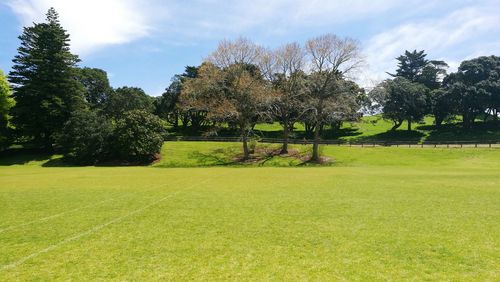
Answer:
[1,0,499,96]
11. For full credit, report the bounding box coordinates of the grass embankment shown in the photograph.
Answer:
[171,115,500,143]
[0,144,499,280]
[256,116,500,142]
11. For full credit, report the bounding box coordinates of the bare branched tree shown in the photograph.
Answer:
[208,37,263,68]
[262,42,307,154]
[304,34,364,162]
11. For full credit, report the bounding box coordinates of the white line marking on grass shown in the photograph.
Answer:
[0,198,118,234]
[0,178,190,234]
[0,172,226,271]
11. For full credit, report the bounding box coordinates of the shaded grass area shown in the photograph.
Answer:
[155,142,312,167]
[0,149,499,280]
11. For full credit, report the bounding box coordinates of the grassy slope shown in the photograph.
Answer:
[0,145,499,280]
[252,115,500,142]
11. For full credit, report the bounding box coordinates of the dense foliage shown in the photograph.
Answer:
[105,87,155,119]
[59,109,166,164]
[444,56,500,128]
[155,66,203,129]
[58,110,113,164]
[114,110,166,162]
[76,67,113,110]
[374,51,500,131]
[378,78,429,131]
[0,70,15,150]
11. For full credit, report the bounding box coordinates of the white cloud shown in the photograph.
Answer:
[159,0,420,39]
[361,3,500,88]
[7,0,160,55]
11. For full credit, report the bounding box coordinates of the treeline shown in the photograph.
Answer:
[370,50,500,131]
[1,8,499,164]
[1,9,166,164]
[154,46,500,161]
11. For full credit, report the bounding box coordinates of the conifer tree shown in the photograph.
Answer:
[9,8,85,149]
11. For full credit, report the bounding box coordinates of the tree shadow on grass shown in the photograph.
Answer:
[187,149,239,166]
[162,145,314,167]
[0,148,55,166]
[421,121,500,142]
[320,127,363,140]
[40,158,155,168]
[0,147,158,167]
[350,129,425,143]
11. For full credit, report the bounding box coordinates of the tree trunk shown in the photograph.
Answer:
[173,112,179,128]
[281,121,289,154]
[311,122,321,162]
[391,120,403,131]
[462,112,471,129]
[242,130,250,160]
[305,122,314,137]
[181,114,189,129]
[435,115,443,128]
[39,133,53,151]
[407,119,412,131]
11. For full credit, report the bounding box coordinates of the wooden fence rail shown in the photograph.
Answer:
[165,136,500,148]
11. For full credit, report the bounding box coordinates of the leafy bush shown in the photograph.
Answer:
[58,110,114,164]
[0,70,15,151]
[114,110,166,162]
[105,87,155,119]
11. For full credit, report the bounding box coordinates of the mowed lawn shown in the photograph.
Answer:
[0,144,499,280]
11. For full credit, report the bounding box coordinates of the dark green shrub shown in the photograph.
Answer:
[58,110,113,164]
[114,110,166,162]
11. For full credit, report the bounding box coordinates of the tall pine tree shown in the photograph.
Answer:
[9,8,85,149]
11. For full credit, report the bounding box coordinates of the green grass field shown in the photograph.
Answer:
[1,143,499,280]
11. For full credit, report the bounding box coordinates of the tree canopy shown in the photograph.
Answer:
[105,86,155,119]
[379,77,429,131]
[76,67,113,110]
[444,56,500,127]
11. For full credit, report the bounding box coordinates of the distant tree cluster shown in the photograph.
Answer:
[3,8,165,164]
[167,36,366,161]
[371,50,500,130]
